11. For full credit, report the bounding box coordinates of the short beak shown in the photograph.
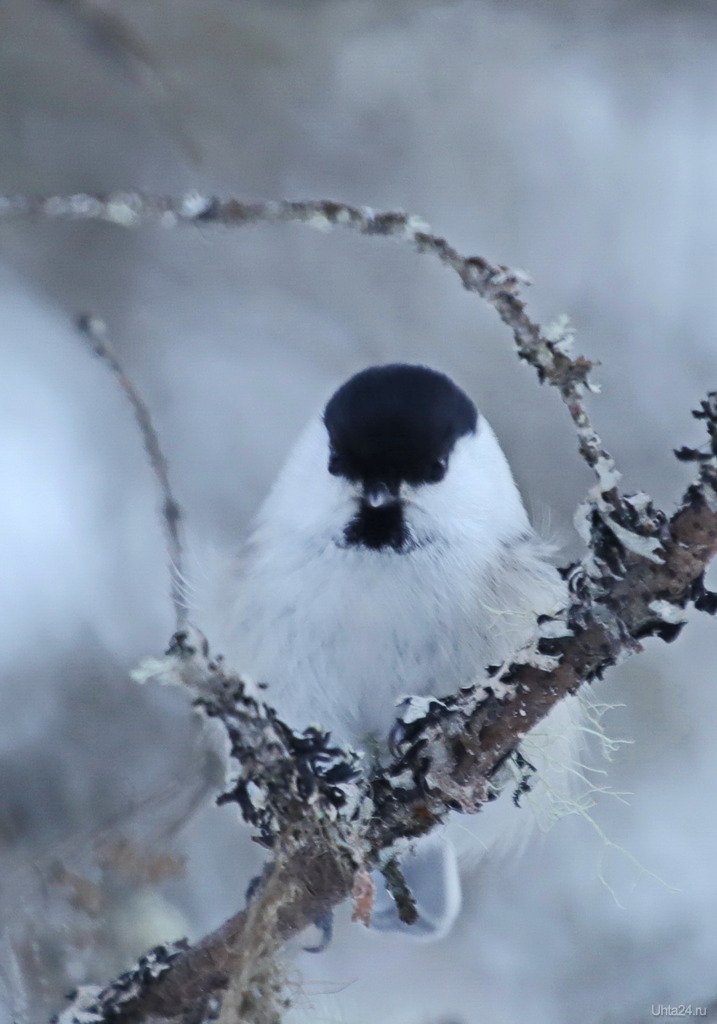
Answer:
[363,481,399,508]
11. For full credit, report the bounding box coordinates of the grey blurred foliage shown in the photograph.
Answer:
[1,0,717,1021]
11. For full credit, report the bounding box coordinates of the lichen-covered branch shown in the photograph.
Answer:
[54,392,717,1024]
[18,194,713,1023]
[0,191,605,475]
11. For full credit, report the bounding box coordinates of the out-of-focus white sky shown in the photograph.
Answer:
[1,1,717,1021]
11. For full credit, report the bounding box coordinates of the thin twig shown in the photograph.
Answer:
[3,192,609,485]
[77,314,188,630]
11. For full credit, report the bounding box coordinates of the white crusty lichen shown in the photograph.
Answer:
[179,190,213,219]
[305,211,332,232]
[575,486,664,567]
[403,213,432,238]
[605,516,664,564]
[130,654,183,688]
[104,192,142,227]
[394,695,448,726]
[53,944,188,1024]
[55,987,104,1024]
[648,599,688,625]
[543,313,576,355]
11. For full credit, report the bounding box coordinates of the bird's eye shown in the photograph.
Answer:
[427,456,448,483]
[328,450,343,476]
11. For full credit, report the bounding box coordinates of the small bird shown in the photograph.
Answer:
[209,364,568,939]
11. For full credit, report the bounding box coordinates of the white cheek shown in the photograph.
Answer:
[405,426,529,543]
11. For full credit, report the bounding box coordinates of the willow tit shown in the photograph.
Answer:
[208,364,568,938]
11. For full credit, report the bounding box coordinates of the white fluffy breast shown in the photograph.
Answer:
[206,416,566,751]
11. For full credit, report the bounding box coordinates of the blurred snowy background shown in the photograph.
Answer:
[1,0,717,1021]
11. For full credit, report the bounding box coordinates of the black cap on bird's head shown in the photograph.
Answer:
[323,364,478,494]
[323,365,478,551]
